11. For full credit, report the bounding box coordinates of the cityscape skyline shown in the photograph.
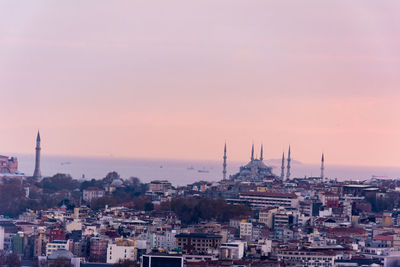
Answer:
[4,132,400,184]
[2,130,400,169]
[2,2,400,266]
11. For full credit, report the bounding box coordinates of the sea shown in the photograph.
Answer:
[10,154,400,186]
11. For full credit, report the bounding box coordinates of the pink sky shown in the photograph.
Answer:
[1,1,400,166]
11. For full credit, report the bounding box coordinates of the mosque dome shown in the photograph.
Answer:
[243,159,268,169]
[229,144,275,182]
[111,179,124,187]
[48,249,73,260]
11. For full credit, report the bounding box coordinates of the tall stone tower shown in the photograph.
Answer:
[260,144,264,161]
[33,131,42,179]
[321,153,325,181]
[280,152,285,180]
[223,142,227,180]
[286,146,291,180]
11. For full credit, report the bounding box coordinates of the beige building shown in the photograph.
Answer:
[238,192,298,209]
[46,240,70,256]
[107,239,137,264]
[83,187,105,202]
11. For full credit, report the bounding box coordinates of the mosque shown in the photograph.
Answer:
[226,144,278,182]
[222,143,325,182]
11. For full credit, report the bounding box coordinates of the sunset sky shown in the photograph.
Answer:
[1,1,400,167]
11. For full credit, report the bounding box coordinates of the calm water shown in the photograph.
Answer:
[11,154,400,186]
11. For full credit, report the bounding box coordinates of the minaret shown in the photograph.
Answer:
[286,146,291,180]
[251,144,254,161]
[321,153,325,181]
[223,142,227,180]
[33,131,42,179]
[260,144,264,161]
[281,152,285,180]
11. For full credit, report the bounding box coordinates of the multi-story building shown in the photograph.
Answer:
[239,221,252,239]
[107,240,136,264]
[236,192,298,209]
[45,240,70,256]
[12,232,25,256]
[299,200,313,216]
[34,230,48,257]
[83,187,105,202]
[148,180,172,193]
[278,249,340,266]
[273,208,295,230]
[152,230,176,251]
[90,237,109,262]
[49,228,66,242]
[220,241,246,259]
[319,192,340,207]
[258,208,271,225]
[175,233,222,254]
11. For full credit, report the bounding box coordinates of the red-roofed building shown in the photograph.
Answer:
[319,191,339,207]
[49,228,66,242]
[326,227,367,239]
[374,234,394,247]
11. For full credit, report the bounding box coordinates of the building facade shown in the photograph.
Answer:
[107,241,136,264]
[238,192,298,209]
[83,188,105,202]
[0,155,18,174]
[175,233,222,253]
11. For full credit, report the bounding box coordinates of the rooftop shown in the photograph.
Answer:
[175,233,222,239]
[240,191,297,198]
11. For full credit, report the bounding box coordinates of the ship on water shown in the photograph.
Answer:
[198,168,209,173]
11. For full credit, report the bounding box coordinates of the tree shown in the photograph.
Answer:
[0,182,27,217]
[80,178,102,191]
[90,196,117,210]
[102,171,120,185]
[162,197,251,224]
[144,202,154,211]
[38,173,80,193]
[126,177,141,188]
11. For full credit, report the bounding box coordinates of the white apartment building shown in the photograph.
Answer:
[240,221,252,239]
[83,188,105,202]
[220,241,246,259]
[107,242,136,264]
[278,250,340,266]
[153,230,176,251]
[46,240,70,256]
[238,192,298,209]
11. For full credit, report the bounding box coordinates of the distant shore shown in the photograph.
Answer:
[7,154,400,186]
